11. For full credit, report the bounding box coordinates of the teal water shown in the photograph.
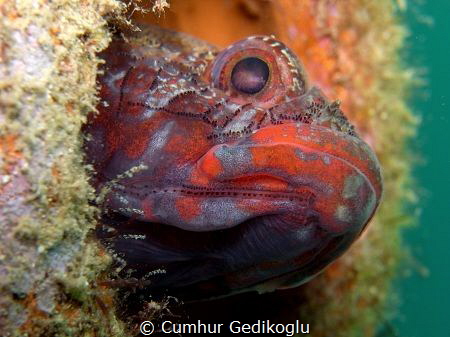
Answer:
[389,1,450,336]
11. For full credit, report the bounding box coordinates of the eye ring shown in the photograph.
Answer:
[230,57,270,95]
[208,36,307,107]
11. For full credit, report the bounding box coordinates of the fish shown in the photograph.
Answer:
[84,24,383,300]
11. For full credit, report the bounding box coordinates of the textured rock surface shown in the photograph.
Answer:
[0,1,124,336]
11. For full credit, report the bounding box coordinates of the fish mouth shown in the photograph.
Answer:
[97,122,382,298]
[104,122,382,235]
[98,198,358,299]
[189,122,382,232]
[105,181,315,230]
[97,205,331,294]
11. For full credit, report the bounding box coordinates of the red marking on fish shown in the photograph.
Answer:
[84,25,382,300]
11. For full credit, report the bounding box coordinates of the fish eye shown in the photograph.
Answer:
[230,57,269,94]
[209,36,307,106]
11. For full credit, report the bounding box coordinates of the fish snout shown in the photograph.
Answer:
[189,123,382,235]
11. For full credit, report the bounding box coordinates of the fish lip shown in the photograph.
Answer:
[247,122,383,195]
[189,122,382,233]
[111,183,313,201]
[104,183,313,232]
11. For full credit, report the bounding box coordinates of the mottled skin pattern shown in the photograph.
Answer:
[84,25,382,300]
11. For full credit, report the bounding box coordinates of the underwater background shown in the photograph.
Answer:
[0,1,448,336]
[390,1,450,336]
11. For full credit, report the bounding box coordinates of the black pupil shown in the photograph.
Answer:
[231,57,269,94]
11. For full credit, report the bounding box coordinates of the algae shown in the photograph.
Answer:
[0,0,126,335]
